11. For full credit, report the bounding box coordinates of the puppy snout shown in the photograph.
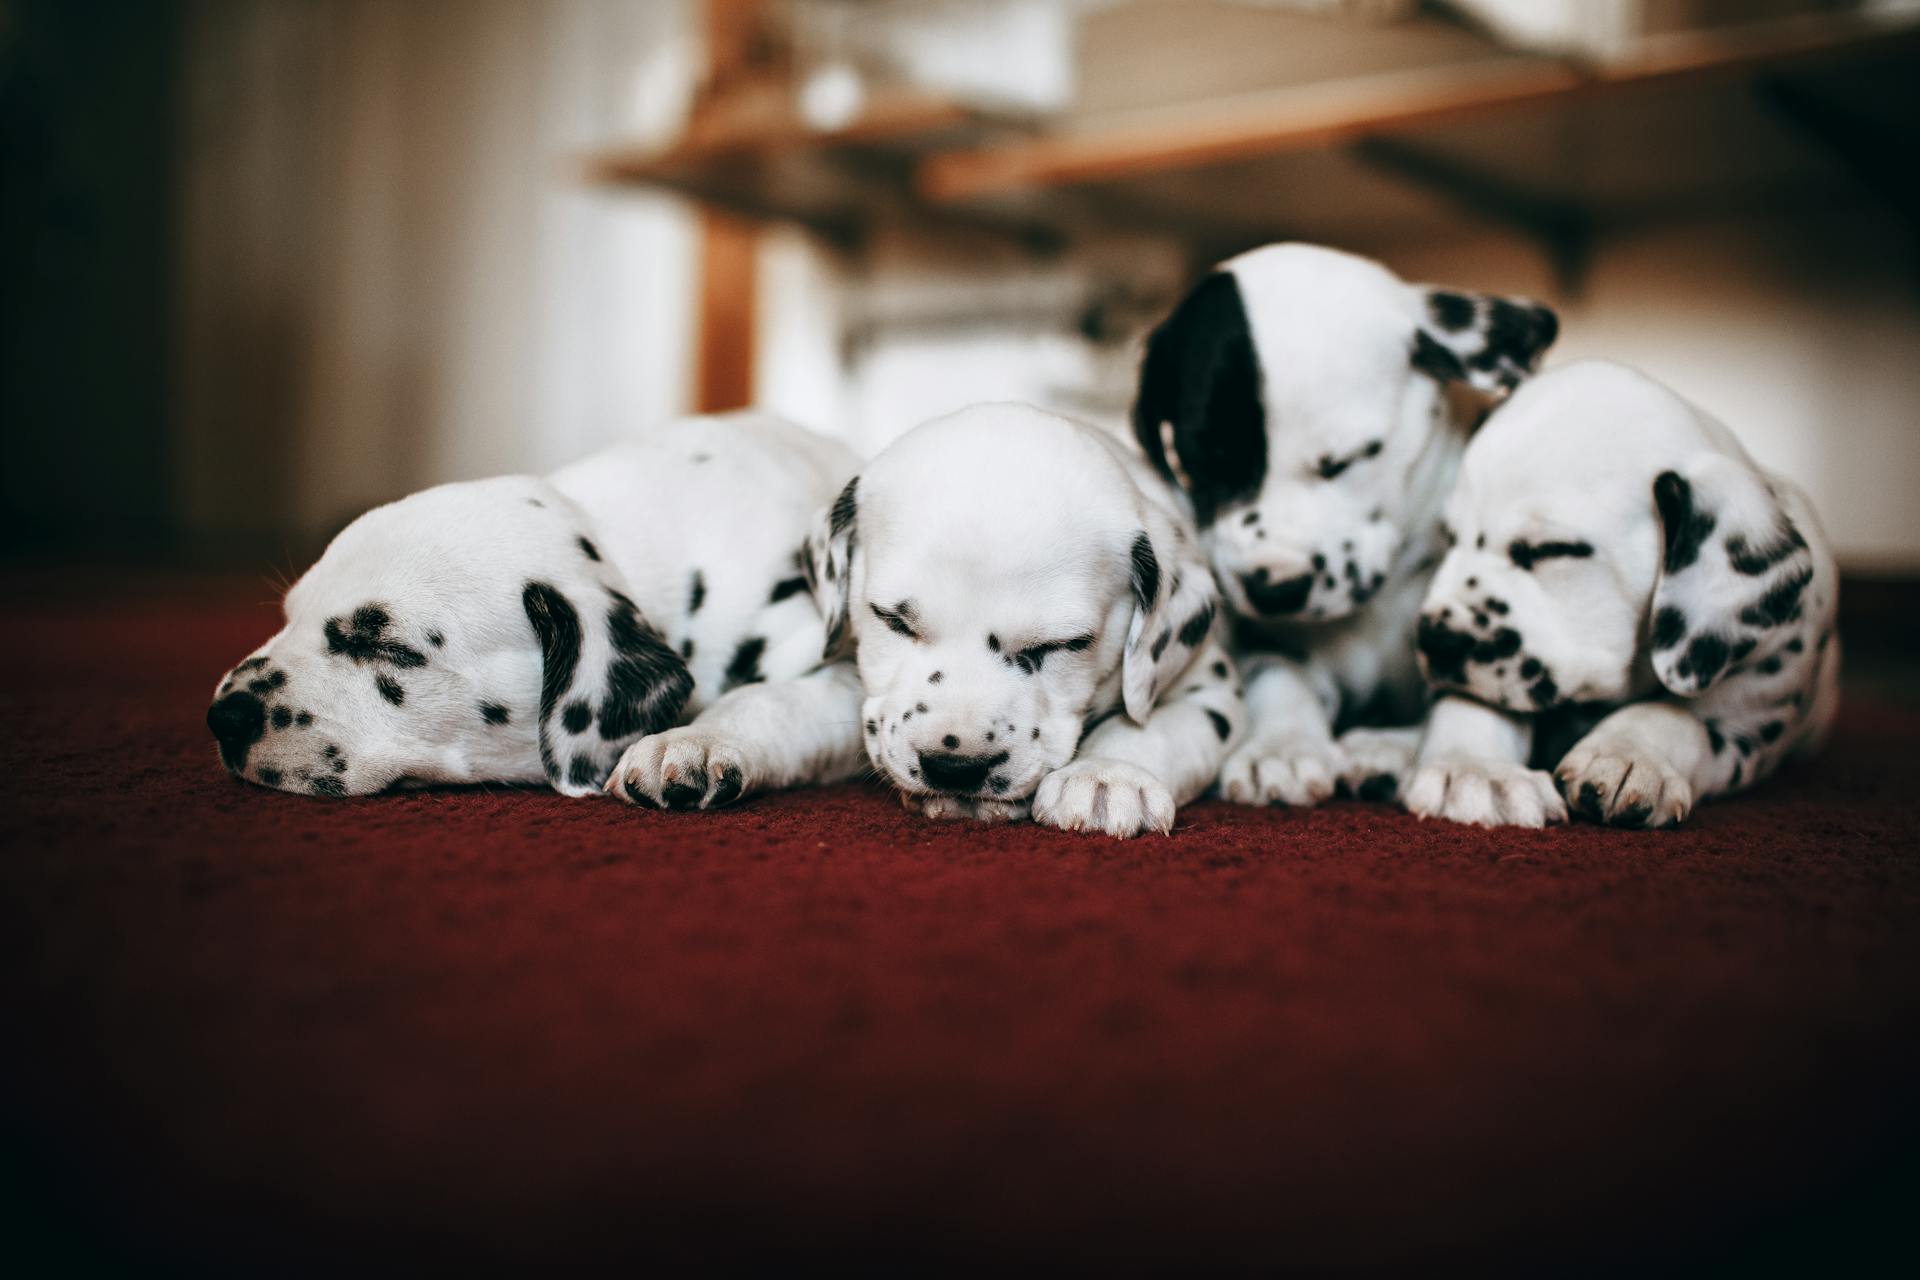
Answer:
[1242,568,1315,616]
[917,750,1009,794]
[207,691,267,768]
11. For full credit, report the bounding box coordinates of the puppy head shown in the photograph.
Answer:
[1133,242,1557,622]
[207,478,690,798]
[1415,361,1822,713]
[805,404,1215,805]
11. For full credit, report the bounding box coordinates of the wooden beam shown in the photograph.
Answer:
[694,206,758,413]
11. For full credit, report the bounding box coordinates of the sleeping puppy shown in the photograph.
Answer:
[1133,242,1558,806]
[208,412,865,802]
[803,402,1245,837]
[1406,360,1840,828]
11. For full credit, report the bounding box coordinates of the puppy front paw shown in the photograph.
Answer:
[1218,736,1340,807]
[1555,744,1692,828]
[607,728,753,811]
[1333,726,1420,804]
[1033,758,1175,838]
[908,792,1030,824]
[1405,755,1568,828]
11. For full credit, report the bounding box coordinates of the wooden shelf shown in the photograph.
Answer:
[917,12,1920,205]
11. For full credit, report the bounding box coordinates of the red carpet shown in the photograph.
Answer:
[4,572,1918,1270]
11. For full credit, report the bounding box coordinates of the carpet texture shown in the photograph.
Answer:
[4,574,1918,1270]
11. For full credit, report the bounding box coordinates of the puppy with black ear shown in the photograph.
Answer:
[1406,361,1839,828]
[209,413,864,803]
[1134,242,1558,807]
[805,402,1245,838]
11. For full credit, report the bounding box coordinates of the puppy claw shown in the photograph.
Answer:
[609,728,754,811]
[1033,758,1175,838]
[1218,736,1340,808]
[1405,754,1568,828]
[1555,746,1692,828]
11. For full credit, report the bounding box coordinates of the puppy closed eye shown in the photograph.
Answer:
[1010,633,1095,675]
[1314,440,1385,481]
[1508,539,1594,570]
[869,601,921,641]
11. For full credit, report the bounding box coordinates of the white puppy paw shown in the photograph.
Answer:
[1333,726,1421,804]
[907,792,1029,824]
[1032,758,1176,838]
[1218,736,1341,807]
[607,728,753,811]
[1405,754,1568,829]
[1555,744,1693,828]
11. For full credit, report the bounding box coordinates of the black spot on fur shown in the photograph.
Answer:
[1740,567,1812,628]
[1678,633,1731,686]
[1653,472,1715,574]
[563,700,592,734]
[569,756,599,788]
[1520,657,1543,680]
[1316,454,1350,481]
[257,767,281,787]
[1411,330,1467,383]
[1417,616,1475,684]
[271,705,292,730]
[481,702,510,725]
[829,476,859,537]
[1530,671,1559,707]
[687,571,706,614]
[1652,607,1687,650]
[769,576,808,604]
[522,582,581,780]
[375,674,404,706]
[1427,290,1476,332]
[1206,709,1231,741]
[294,711,312,728]
[427,630,445,648]
[1706,720,1725,754]
[577,536,600,562]
[680,638,694,659]
[725,636,766,690]
[1128,532,1160,613]
[1509,540,1593,570]
[1470,628,1522,664]
[527,498,544,508]
[1212,661,1230,680]
[1177,603,1216,648]
[325,603,428,669]
[1755,654,1783,676]
[601,593,695,739]
[1759,720,1785,745]
[987,634,1001,654]
[928,671,944,684]
[1726,521,1806,575]
[309,775,346,798]
[1150,629,1171,661]
[1132,272,1267,527]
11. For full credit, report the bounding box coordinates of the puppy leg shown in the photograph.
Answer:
[1405,695,1566,828]
[1033,641,1245,838]
[609,662,865,810]
[1218,655,1342,806]
[1554,702,1712,828]
[1334,724,1424,803]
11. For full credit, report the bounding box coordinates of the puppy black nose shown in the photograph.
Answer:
[206,691,267,767]
[1242,569,1315,616]
[917,750,1007,794]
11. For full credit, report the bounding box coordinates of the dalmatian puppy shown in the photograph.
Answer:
[208,412,866,804]
[803,402,1246,838]
[1406,360,1840,828]
[1132,242,1558,807]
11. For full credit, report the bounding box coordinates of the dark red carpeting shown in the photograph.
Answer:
[4,572,1918,1271]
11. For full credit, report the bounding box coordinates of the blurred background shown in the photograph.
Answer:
[4,0,1919,588]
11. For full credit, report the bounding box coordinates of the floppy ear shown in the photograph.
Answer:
[1410,287,1559,395]
[1131,271,1266,527]
[801,475,860,662]
[1647,453,1816,697]
[1121,514,1221,725]
[522,578,692,797]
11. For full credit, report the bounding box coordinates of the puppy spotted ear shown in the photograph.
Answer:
[522,578,693,797]
[1648,453,1822,697]
[1121,513,1220,724]
[1131,272,1266,528]
[802,475,860,662]
[1411,287,1558,395]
